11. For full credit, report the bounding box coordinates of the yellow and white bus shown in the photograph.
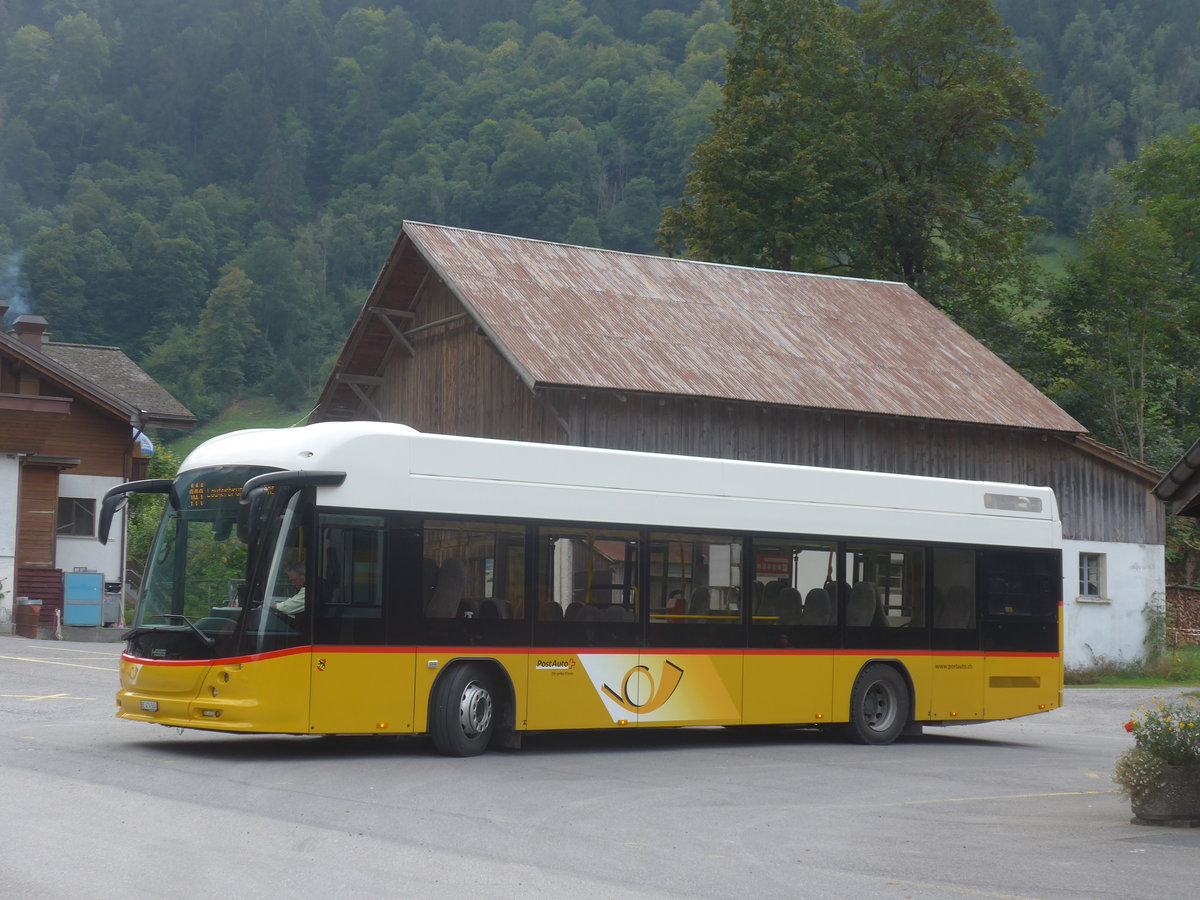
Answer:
[105,422,1062,755]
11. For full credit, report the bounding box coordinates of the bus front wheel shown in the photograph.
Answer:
[847,664,909,745]
[430,664,497,756]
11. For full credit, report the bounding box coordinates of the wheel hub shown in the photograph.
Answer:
[458,681,493,737]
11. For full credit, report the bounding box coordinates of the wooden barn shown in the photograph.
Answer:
[0,308,194,636]
[311,222,1165,667]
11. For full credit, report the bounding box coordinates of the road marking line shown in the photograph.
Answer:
[9,645,123,655]
[0,654,117,672]
[901,789,1119,805]
[1,692,96,701]
[878,878,1042,900]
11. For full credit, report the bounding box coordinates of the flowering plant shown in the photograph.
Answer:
[1113,698,1200,803]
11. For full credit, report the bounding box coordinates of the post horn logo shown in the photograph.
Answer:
[602,660,684,714]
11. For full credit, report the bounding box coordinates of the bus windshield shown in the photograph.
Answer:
[135,465,271,635]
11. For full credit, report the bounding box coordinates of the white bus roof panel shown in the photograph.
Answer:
[179,422,1060,549]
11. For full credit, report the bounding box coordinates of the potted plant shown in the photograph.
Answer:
[1113,698,1200,824]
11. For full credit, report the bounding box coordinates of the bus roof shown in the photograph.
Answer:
[180,422,1060,549]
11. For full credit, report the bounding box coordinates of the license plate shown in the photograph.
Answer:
[140,700,158,712]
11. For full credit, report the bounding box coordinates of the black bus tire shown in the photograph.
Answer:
[847,664,909,745]
[430,664,497,756]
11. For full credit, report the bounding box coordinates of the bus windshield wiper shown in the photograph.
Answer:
[159,614,217,647]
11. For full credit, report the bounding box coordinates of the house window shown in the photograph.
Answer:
[1079,552,1105,599]
[57,497,96,537]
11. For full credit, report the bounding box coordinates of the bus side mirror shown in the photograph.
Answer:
[236,470,346,544]
[237,486,269,545]
[98,478,173,545]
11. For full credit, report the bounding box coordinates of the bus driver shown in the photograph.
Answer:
[273,563,306,615]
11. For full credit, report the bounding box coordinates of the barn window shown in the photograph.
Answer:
[1079,553,1105,599]
[56,497,96,537]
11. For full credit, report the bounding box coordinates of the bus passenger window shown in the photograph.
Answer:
[650,534,741,625]
[538,528,639,622]
[979,549,1057,617]
[843,545,925,628]
[932,548,976,629]
[424,520,526,621]
[750,541,836,626]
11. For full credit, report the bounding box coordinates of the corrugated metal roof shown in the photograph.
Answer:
[318,222,1084,434]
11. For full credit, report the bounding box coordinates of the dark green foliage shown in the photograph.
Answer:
[662,0,1050,325]
[2,0,1200,481]
[994,0,1200,232]
[0,1,730,416]
[1049,124,1200,471]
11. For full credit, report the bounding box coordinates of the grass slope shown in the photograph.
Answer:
[166,397,310,459]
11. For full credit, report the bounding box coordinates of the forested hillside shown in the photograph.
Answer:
[995,0,1200,232]
[2,0,1199,465]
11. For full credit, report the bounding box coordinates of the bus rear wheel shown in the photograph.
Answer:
[430,664,497,756]
[847,664,909,745]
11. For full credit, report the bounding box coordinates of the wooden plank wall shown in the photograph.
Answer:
[542,390,1163,546]
[15,567,64,617]
[39,402,130,476]
[16,464,59,568]
[373,281,564,443]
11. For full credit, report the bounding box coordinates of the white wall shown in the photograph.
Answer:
[0,454,18,632]
[1062,539,1165,667]
[56,473,125,585]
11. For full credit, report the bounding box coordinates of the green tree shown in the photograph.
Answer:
[659,0,863,272]
[141,323,214,419]
[1119,124,1200,287]
[253,109,313,230]
[198,267,257,400]
[2,24,53,108]
[1049,124,1200,468]
[24,224,95,338]
[1050,198,1187,467]
[661,0,1050,319]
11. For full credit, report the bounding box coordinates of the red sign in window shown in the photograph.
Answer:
[756,555,791,577]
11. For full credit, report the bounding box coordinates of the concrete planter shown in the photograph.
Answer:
[1131,765,1200,826]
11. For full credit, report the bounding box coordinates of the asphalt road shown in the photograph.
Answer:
[2,633,1197,900]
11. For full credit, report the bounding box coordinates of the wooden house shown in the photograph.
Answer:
[0,308,194,635]
[311,222,1164,666]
